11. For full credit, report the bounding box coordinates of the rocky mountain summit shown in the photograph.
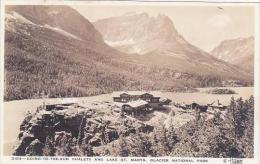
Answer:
[94,12,251,78]
[94,13,184,55]
[4,6,253,101]
[211,37,254,74]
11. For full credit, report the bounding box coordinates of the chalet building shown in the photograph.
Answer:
[112,91,161,103]
[122,100,151,117]
[112,91,164,117]
[183,100,227,112]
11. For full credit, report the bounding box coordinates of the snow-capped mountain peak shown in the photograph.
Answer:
[94,12,187,55]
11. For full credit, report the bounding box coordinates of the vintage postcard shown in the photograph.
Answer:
[0,0,259,164]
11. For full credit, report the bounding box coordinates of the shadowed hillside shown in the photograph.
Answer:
[4,6,253,101]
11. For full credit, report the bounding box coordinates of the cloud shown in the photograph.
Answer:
[208,14,232,28]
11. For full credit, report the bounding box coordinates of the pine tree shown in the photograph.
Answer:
[166,119,179,154]
[117,135,129,157]
[151,118,168,156]
[241,95,254,157]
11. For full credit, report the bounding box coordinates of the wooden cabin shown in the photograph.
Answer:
[112,91,161,103]
[122,100,151,117]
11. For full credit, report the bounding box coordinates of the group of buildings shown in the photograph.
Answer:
[112,91,171,117]
[112,91,227,117]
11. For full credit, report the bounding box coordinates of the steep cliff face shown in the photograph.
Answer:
[6,5,104,43]
[94,12,211,58]
[13,102,154,156]
[94,13,185,55]
[4,6,253,101]
[94,13,251,78]
[211,37,254,74]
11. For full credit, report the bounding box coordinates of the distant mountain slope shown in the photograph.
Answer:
[6,5,104,44]
[94,13,186,55]
[4,5,143,100]
[210,37,254,74]
[4,6,252,101]
[94,13,250,78]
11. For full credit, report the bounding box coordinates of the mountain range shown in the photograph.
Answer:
[4,6,253,101]
[94,13,252,77]
[211,37,254,74]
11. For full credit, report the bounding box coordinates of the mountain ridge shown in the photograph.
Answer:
[6,5,104,44]
[210,36,254,74]
[94,12,251,78]
[4,6,253,101]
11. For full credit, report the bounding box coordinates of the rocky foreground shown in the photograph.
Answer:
[13,96,254,158]
[13,101,154,156]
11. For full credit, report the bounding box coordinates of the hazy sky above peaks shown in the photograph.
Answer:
[72,5,255,52]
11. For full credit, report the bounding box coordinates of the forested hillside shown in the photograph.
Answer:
[4,6,253,101]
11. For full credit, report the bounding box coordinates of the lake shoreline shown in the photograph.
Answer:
[3,87,254,156]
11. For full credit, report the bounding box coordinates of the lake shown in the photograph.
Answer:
[3,87,253,155]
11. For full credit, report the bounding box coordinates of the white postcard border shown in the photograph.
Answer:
[0,1,259,164]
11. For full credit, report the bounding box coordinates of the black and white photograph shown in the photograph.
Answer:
[0,1,259,164]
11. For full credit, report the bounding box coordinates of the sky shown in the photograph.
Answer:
[72,5,255,52]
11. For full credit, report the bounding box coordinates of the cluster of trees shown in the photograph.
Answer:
[42,134,94,156]
[4,30,143,100]
[94,96,254,157]
[19,96,254,157]
[206,88,237,94]
[108,119,179,157]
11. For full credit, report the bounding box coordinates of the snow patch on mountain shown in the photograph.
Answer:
[5,12,82,41]
[105,39,136,46]
[43,24,82,40]
[6,11,35,25]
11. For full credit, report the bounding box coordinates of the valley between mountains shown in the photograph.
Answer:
[5,6,253,101]
[3,5,255,158]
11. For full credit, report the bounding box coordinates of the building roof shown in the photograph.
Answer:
[39,110,52,115]
[123,100,148,108]
[112,91,161,97]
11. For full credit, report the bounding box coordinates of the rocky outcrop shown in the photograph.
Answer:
[25,139,44,156]
[13,102,154,156]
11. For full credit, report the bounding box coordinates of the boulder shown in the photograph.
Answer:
[30,122,47,142]
[105,129,119,142]
[13,133,35,156]
[25,139,44,156]
[89,135,101,147]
